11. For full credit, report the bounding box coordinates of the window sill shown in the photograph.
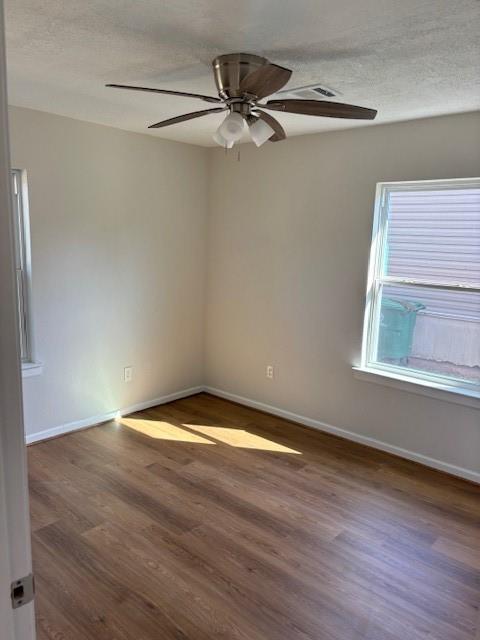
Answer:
[353,366,480,409]
[22,362,43,378]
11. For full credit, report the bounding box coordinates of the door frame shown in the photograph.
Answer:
[0,0,36,637]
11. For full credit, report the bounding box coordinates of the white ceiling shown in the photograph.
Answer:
[5,0,480,147]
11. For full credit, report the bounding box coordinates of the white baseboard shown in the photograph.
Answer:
[204,386,480,485]
[26,382,480,484]
[25,386,204,445]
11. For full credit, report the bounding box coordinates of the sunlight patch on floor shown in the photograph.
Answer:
[182,424,301,454]
[119,418,215,444]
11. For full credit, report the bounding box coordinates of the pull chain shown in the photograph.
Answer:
[222,145,240,161]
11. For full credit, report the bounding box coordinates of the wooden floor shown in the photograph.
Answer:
[28,393,480,640]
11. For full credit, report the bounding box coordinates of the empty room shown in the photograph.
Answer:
[0,1,479,639]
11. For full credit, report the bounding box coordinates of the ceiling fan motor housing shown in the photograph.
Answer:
[212,53,268,100]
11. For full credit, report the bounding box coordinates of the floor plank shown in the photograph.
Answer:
[28,392,480,640]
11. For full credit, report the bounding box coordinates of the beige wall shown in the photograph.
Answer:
[206,112,480,478]
[9,105,480,478]
[9,106,209,438]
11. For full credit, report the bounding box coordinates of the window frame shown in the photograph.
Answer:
[11,168,34,365]
[360,177,480,397]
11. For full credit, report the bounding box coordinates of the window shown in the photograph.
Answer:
[360,178,480,398]
[11,169,33,363]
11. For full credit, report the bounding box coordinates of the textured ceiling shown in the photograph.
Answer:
[5,0,480,146]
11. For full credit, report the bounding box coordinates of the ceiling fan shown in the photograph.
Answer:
[107,53,377,148]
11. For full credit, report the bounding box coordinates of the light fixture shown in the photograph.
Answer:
[213,130,234,148]
[212,109,276,149]
[248,117,275,147]
[214,111,244,147]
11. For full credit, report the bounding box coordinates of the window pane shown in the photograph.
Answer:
[11,172,23,270]
[372,284,480,385]
[11,170,30,362]
[15,269,27,361]
[384,188,480,286]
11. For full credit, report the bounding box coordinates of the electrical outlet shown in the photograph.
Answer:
[124,366,133,382]
[266,365,274,379]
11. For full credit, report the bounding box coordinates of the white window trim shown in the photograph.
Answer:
[21,361,43,378]
[353,367,480,409]
[356,177,480,407]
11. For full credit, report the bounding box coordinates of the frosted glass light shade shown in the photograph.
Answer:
[213,130,234,148]
[248,117,275,147]
[218,112,245,142]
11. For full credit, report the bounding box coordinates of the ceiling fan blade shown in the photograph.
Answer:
[106,84,221,104]
[239,64,292,99]
[256,110,286,141]
[148,107,226,129]
[264,99,377,120]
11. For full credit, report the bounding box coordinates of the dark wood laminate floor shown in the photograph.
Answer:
[28,392,480,640]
